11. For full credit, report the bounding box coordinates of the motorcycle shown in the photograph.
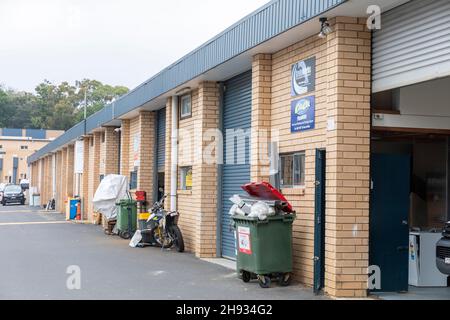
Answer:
[145,194,185,252]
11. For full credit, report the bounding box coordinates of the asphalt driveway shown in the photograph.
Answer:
[0,205,322,300]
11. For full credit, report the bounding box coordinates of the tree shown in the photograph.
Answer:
[0,80,129,131]
[74,79,129,122]
[0,86,37,129]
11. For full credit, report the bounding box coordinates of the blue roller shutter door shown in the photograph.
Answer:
[221,70,252,259]
[157,108,166,172]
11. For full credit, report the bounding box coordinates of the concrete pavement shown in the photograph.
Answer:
[0,205,324,300]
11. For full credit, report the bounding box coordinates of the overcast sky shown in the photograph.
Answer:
[0,0,269,92]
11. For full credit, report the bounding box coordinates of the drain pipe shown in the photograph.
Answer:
[170,96,179,211]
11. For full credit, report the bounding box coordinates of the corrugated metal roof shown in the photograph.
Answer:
[28,0,346,164]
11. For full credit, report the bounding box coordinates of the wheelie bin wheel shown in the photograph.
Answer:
[258,275,271,288]
[120,231,131,239]
[242,271,251,283]
[279,273,292,287]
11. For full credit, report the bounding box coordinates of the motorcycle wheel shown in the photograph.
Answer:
[150,227,173,248]
[169,225,185,253]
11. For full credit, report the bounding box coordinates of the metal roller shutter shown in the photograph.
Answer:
[221,70,252,259]
[156,108,166,172]
[372,0,450,93]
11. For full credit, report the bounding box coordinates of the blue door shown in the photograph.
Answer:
[370,153,411,292]
[221,70,252,259]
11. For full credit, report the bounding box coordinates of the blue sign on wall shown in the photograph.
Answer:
[291,96,315,133]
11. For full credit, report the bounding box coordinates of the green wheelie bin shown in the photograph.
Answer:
[232,214,296,288]
[116,199,137,239]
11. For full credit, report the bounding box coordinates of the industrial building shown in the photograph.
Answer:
[28,0,450,298]
[0,128,62,184]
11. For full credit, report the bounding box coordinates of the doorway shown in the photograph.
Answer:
[314,149,326,294]
[370,132,450,294]
[370,153,411,292]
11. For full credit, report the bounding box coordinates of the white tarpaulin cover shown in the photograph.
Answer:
[93,174,129,220]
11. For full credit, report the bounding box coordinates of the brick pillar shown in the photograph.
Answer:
[137,111,155,200]
[66,144,74,198]
[82,137,91,220]
[104,127,120,174]
[120,120,130,176]
[251,53,272,182]
[193,82,220,257]
[39,159,44,204]
[61,147,67,213]
[55,150,63,213]
[88,132,101,222]
[324,17,371,298]
[44,156,51,206]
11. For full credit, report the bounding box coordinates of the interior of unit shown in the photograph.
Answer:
[372,133,450,231]
[371,76,450,231]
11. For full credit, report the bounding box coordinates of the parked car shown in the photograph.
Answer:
[1,184,26,206]
[436,221,450,275]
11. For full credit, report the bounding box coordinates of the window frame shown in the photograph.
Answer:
[129,170,138,190]
[179,166,193,190]
[279,152,306,188]
[179,93,192,120]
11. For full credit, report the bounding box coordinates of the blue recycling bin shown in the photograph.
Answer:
[69,198,80,220]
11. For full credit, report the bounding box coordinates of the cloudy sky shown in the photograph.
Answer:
[0,0,269,92]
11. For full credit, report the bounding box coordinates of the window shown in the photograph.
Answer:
[280,152,305,188]
[20,145,28,150]
[101,132,105,143]
[179,94,192,119]
[180,166,192,190]
[129,170,138,190]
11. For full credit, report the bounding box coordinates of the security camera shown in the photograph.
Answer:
[114,128,122,133]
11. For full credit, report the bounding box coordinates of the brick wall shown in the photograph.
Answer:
[251,54,272,182]
[259,17,371,298]
[87,132,101,223]
[66,144,74,198]
[193,82,220,257]
[323,17,371,298]
[82,137,91,220]
[121,113,155,198]
[163,84,220,257]
[176,89,199,252]
[55,150,63,213]
[120,120,130,177]
[137,111,155,200]
[61,147,67,214]
[104,127,120,175]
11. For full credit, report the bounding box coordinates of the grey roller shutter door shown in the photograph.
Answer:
[221,70,252,259]
[372,0,450,93]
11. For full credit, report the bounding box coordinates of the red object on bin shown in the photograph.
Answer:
[135,191,146,202]
[241,181,294,213]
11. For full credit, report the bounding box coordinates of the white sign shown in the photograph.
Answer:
[237,226,252,255]
[133,134,140,167]
[74,140,84,174]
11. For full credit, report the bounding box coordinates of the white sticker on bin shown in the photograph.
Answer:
[237,226,252,255]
